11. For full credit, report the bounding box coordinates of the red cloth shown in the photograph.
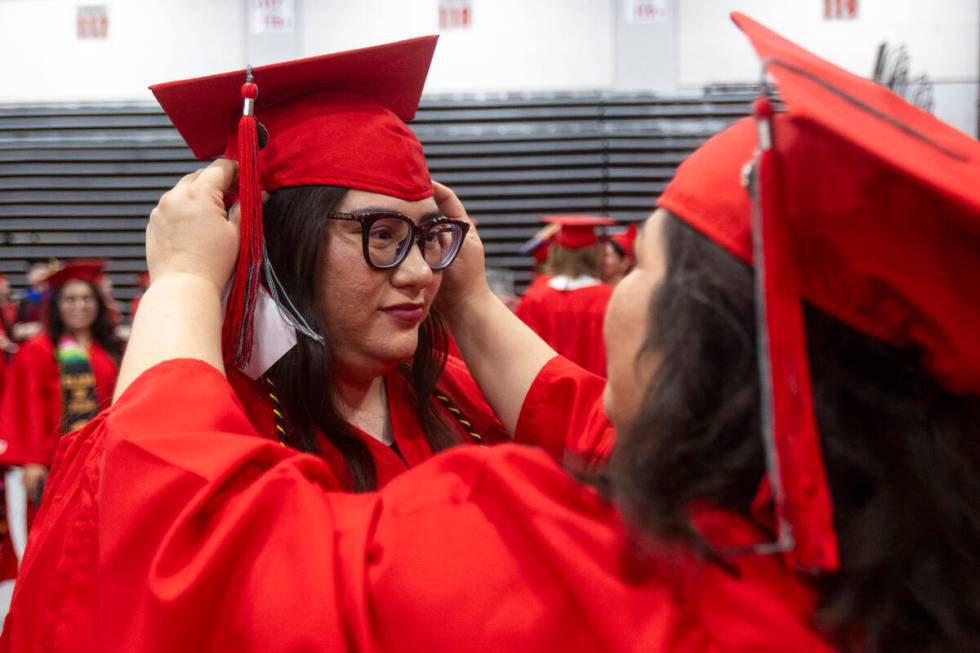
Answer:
[0,475,18,582]
[514,355,613,465]
[1,359,834,652]
[522,273,551,297]
[0,334,118,466]
[151,36,436,202]
[516,283,611,377]
[227,355,519,489]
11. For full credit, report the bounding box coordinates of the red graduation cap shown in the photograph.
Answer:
[659,13,980,573]
[45,260,106,291]
[150,36,438,368]
[542,215,615,250]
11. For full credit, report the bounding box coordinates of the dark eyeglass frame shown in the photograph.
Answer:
[326,211,470,271]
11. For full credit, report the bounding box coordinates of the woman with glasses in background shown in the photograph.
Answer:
[0,261,120,507]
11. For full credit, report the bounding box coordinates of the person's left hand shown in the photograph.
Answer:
[146,159,240,293]
[432,181,494,318]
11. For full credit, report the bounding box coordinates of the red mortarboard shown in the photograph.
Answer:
[542,215,616,249]
[150,36,438,368]
[659,13,980,573]
[45,261,106,291]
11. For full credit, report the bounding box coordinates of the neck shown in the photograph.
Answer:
[69,329,92,346]
[334,369,391,444]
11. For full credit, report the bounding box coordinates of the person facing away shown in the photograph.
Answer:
[3,13,980,653]
[516,215,614,377]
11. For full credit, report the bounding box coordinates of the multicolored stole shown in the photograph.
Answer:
[57,337,98,433]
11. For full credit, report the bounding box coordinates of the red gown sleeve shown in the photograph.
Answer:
[0,337,59,466]
[514,355,614,465]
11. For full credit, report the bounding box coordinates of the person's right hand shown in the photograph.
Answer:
[146,159,240,292]
[22,463,48,506]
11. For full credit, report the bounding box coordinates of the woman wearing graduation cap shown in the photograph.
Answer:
[149,37,605,491]
[0,261,120,506]
[515,215,615,376]
[5,15,980,652]
[599,223,637,287]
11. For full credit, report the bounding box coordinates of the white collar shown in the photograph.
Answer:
[547,275,602,291]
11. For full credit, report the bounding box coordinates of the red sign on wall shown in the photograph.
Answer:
[77,5,109,39]
[439,0,471,31]
[824,0,858,20]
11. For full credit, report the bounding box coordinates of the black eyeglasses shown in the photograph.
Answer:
[326,211,470,271]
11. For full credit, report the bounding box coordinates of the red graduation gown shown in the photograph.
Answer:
[0,358,834,652]
[0,334,117,466]
[516,280,612,377]
[227,355,526,489]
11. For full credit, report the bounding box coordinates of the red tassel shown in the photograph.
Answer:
[222,79,263,368]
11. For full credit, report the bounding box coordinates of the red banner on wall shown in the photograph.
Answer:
[824,0,858,20]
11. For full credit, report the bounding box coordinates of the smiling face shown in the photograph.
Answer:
[603,209,668,430]
[598,241,633,285]
[57,279,99,334]
[319,189,443,383]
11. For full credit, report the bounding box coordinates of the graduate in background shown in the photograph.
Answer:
[598,223,637,287]
[517,221,557,296]
[516,215,614,377]
[0,261,120,507]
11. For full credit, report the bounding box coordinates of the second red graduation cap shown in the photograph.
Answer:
[659,13,980,573]
[542,215,616,249]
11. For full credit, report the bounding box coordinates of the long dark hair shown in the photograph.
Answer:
[262,185,459,491]
[47,280,122,360]
[609,213,980,652]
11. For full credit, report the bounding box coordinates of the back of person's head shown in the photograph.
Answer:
[544,243,601,279]
[610,212,980,652]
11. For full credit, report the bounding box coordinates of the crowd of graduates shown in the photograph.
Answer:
[0,11,977,652]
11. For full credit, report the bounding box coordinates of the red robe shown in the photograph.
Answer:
[0,334,117,466]
[227,355,607,489]
[516,279,612,377]
[0,358,834,652]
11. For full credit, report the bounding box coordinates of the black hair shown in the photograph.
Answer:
[261,185,459,491]
[47,279,122,360]
[609,213,980,652]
